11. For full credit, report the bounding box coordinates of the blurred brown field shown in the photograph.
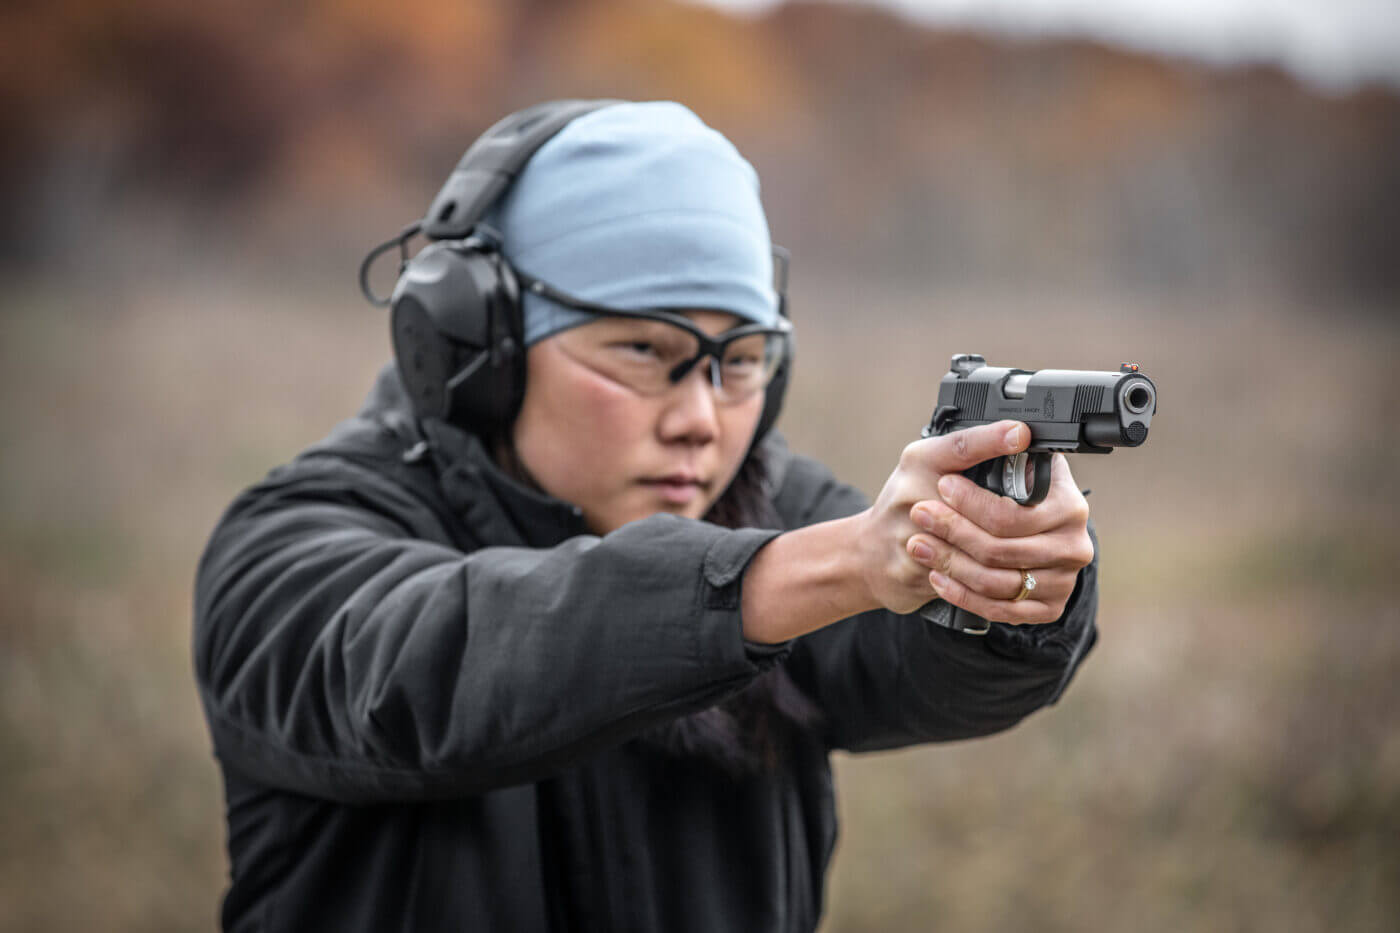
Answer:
[2,274,1397,931]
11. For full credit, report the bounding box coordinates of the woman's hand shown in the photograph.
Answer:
[857,421,1094,624]
[740,420,1093,644]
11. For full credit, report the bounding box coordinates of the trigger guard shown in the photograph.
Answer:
[966,453,1053,506]
[1023,454,1052,505]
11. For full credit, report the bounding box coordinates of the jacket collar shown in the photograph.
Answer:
[356,364,590,549]
[419,416,590,549]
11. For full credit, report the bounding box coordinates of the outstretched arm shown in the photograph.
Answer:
[194,457,782,803]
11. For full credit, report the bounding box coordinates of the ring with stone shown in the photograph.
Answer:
[1014,570,1037,602]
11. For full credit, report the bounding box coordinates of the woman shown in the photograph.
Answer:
[194,101,1097,932]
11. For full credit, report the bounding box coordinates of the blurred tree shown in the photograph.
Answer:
[0,0,1395,303]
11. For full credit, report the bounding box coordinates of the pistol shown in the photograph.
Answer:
[917,353,1157,634]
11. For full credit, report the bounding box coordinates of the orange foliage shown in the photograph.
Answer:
[536,0,804,133]
[1,0,1395,298]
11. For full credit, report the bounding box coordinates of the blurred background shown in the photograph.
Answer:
[2,0,1397,929]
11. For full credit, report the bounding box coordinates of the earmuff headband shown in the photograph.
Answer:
[422,100,624,241]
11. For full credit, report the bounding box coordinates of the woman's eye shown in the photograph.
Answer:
[606,340,673,365]
[722,348,764,370]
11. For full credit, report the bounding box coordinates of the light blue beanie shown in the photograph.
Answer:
[490,101,779,345]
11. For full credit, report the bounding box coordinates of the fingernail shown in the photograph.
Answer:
[937,476,956,500]
[911,541,933,562]
[911,507,935,532]
[1005,424,1025,450]
[929,570,950,591]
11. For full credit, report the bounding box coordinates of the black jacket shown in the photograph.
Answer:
[193,365,1099,932]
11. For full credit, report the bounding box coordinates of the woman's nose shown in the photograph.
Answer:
[656,359,721,444]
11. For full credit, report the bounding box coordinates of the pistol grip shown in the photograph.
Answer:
[917,599,991,635]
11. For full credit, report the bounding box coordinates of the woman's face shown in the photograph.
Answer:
[511,310,766,535]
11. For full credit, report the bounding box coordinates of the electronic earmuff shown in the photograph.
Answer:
[361,98,794,444]
[386,232,523,431]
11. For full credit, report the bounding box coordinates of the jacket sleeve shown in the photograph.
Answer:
[776,454,1099,752]
[193,455,783,803]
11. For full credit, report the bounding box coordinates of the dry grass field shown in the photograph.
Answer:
[1,276,1396,931]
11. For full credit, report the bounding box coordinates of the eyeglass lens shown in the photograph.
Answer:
[553,316,783,402]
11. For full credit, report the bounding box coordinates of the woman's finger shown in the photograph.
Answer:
[925,568,1059,625]
[911,501,1069,570]
[907,535,1078,603]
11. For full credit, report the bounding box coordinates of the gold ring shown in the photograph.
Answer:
[1014,570,1038,601]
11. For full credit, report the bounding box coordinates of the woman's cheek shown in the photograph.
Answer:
[551,373,653,496]
[573,375,642,437]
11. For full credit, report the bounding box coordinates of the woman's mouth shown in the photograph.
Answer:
[640,475,706,506]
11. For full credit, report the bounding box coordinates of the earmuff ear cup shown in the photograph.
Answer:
[389,241,524,433]
[391,295,459,420]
